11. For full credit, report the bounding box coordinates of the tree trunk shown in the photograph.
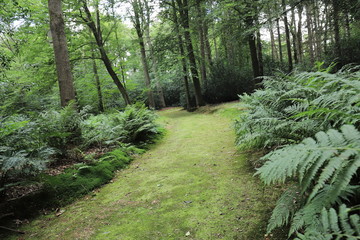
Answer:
[332,0,341,59]
[297,5,303,62]
[256,28,264,76]
[48,0,76,107]
[143,0,166,109]
[282,0,293,72]
[246,16,260,83]
[172,0,192,110]
[306,2,315,66]
[276,18,283,64]
[177,0,205,107]
[132,0,155,108]
[291,7,298,64]
[197,2,207,87]
[269,21,277,61]
[323,4,328,54]
[82,2,131,105]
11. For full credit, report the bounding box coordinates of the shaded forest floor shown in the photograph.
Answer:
[8,103,285,240]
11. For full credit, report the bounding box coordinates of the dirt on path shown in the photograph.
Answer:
[12,104,281,240]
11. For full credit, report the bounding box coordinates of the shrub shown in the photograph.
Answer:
[204,61,253,104]
[256,125,360,238]
[0,115,55,194]
[39,102,90,151]
[81,103,159,147]
[235,66,360,150]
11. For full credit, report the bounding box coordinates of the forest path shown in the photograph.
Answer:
[16,103,279,240]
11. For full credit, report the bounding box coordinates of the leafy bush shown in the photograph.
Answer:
[204,61,253,104]
[235,66,360,238]
[235,66,360,150]
[81,103,159,147]
[257,125,360,238]
[39,102,90,151]
[0,115,55,193]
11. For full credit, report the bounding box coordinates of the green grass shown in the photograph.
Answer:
[8,103,284,240]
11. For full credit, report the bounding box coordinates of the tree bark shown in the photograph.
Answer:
[91,54,104,112]
[48,0,76,107]
[132,0,155,108]
[332,0,341,59]
[282,0,293,72]
[81,1,131,105]
[276,18,283,64]
[269,21,277,61]
[306,2,315,65]
[256,28,264,76]
[177,0,205,107]
[297,5,303,62]
[291,7,298,64]
[172,0,192,110]
[197,2,208,87]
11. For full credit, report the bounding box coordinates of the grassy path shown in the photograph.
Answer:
[13,104,280,240]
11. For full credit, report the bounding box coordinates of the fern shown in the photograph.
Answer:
[295,205,360,240]
[81,103,159,147]
[235,67,360,150]
[257,125,360,236]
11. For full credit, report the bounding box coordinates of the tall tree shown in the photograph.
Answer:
[80,0,131,105]
[131,0,155,108]
[176,0,205,107]
[170,0,192,110]
[48,0,76,107]
[282,0,293,72]
[306,2,315,65]
[332,0,341,59]
[143,0,166,108]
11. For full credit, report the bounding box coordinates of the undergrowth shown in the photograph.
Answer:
[235,65,360,239]
[0,102,161,227]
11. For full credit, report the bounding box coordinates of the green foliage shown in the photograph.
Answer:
[81,103,159,147]
[0,115,55,191]
[235,67,360,150]
[203,60,253,103]
[295,205,360,240]
[257,125,360,236]
[39,102,89,151]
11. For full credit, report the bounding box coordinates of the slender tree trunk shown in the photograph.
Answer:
[82,2,131,105]
[313,0,322,60]
[276,18,283,64]
[282,0,293,72]
[172,0,192,110]
[269,21,277,61]
[203,18,212,67]
[345,13,351,39]
[177,0,205,107]
[332,0,341,59]
[297,5,303,62]
[256,28,264,76]
[143,0,165,108]
[48,0,76,107]
[323,4,328,54]
[247,18,260,81]
[132,0,155,108]
[291,8,298,64]
[197,2,207,87]
[306,3,315,65]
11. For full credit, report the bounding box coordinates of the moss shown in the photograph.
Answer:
[41,149,132,207]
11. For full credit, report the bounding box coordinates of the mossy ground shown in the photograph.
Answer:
[9,103,285,240]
